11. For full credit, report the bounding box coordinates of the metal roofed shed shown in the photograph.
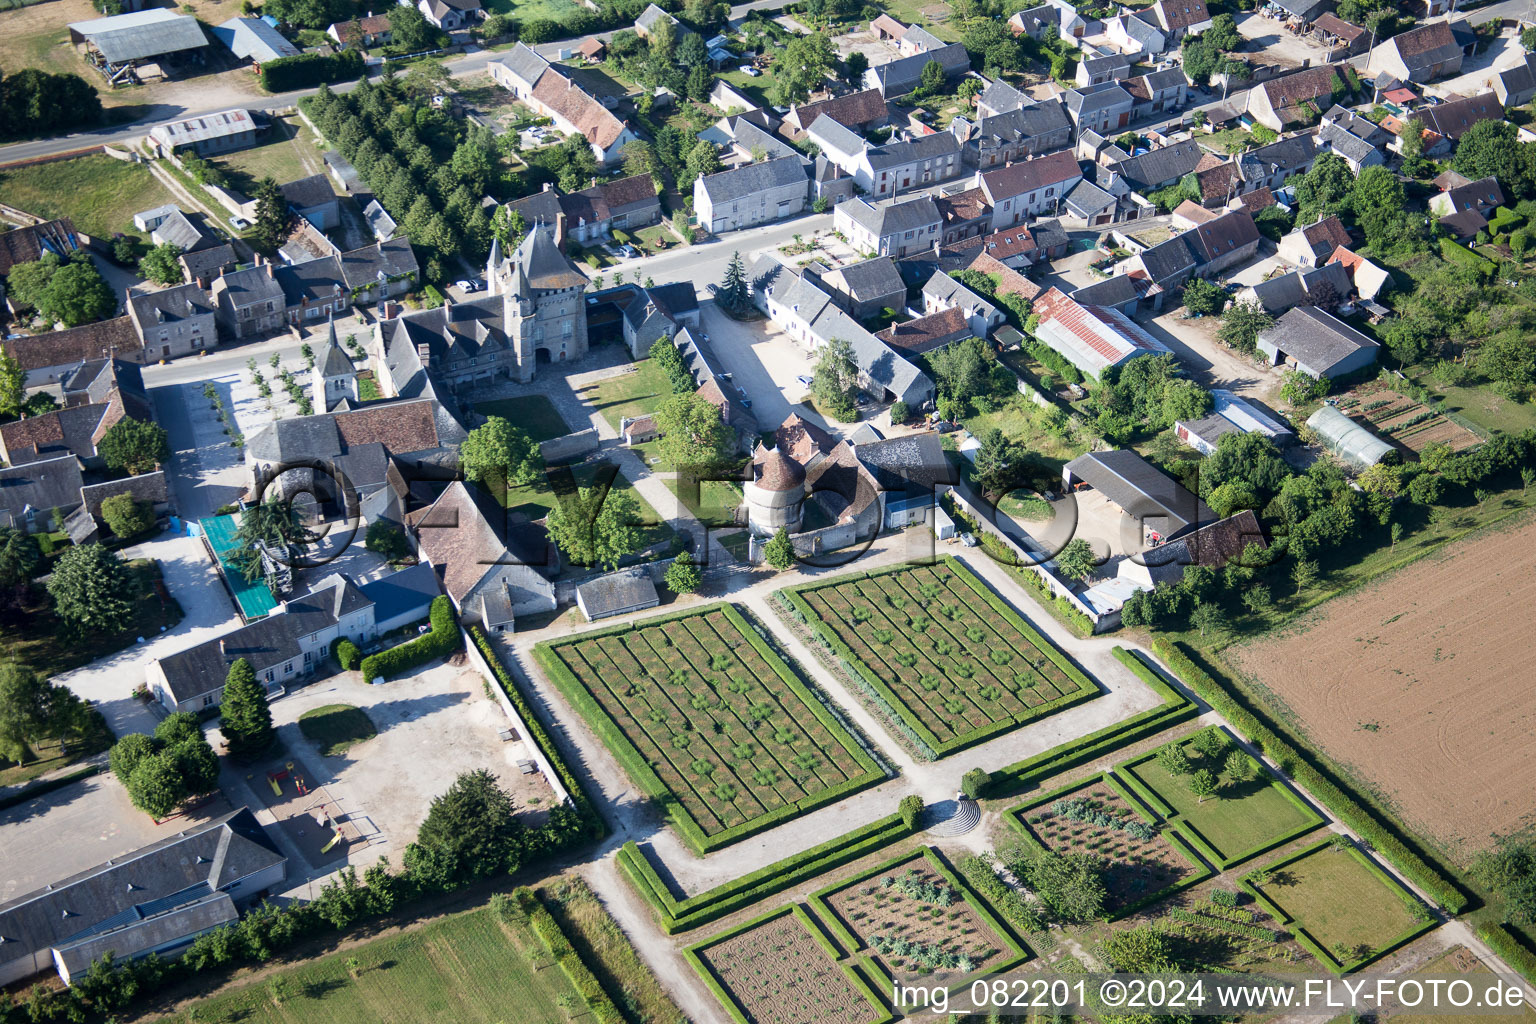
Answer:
[149,109,259,157]
[213,17,300,64]
[1306,405,1396,471]
[1063,448,1215,541]
[70,9,209,65]
[575,567,660,621]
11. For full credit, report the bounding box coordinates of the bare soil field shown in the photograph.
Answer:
[694,911,870,1024]
[1228,516,1536,863]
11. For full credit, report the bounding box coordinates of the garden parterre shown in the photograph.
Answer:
[781,558,1100,758]
[535,603,882,854]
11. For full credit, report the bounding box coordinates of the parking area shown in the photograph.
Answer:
[698,305,833,437]
[243,658,553,873]
[831,28,901,69]
[0,773,238,902]
[1141,310,1283,404]
[1434,25,1523,99]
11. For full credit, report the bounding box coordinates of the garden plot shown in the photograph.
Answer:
[783,558,1099,758]
[1334,382,1482,456]
[1245,838,1433,973]
[1011,775,1206,916]
[688,907,884,1024]
[1118,726,1323,869]
[812,848,1025,982]
[535,604,882,854]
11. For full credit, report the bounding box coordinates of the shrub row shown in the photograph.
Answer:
[516,889,623,1023]
[534,604,881,855]
[468,626,605,839]
[983,647,1196,797]
[1165,907,1280,943]
[0,763,103,812]
[359,596,460,682]
[1001,557,1095,637]
[1151,640,1467,913]
[259,49,364,92]
[618,809,914,935]
[955,853,1045,938]
[1478,924,1536,985]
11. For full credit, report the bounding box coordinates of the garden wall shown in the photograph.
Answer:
[461,627,570,808]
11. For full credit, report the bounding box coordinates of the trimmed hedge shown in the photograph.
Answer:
[0,763,103,812]
[468,626,605,839]
[1152,640,1468,914]
[516,888,623,1023]
[983,647,1196,796]
[259,49,364,92]
[335,638,361,671]
[359,596,459,682]
[618,809,914,934]
[534,603,882,856]
[1479,924,1536,985]
[779,557,1100,761]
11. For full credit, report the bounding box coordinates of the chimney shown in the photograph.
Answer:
[417,343,431,368]
[265,260,275,279]
[554,212,567,247]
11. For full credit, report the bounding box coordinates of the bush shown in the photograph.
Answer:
[358,596,460,682]
[899,794,924,829]
[99,493,154,539]
[961,767,989,800]
[335,639,362,671]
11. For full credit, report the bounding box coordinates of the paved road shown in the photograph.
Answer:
[0,0,794,166]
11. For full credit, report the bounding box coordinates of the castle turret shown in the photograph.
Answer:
[310,313,358,412]
[745,447,805,536]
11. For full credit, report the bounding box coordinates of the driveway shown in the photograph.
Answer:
[1140,309,1283,404]
[697,304,832,438]
[152,379,249,521]
[1235,9,1335,68]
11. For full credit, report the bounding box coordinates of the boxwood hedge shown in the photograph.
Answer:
[359,596,459,683]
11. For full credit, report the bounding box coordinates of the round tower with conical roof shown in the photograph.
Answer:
[745,447,805,536]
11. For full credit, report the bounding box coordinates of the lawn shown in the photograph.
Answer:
[998,489,1053,521]
[714,69,771,109]
[0,559,181,680]
[580,355,673,432]
[176,901,585,1024]
[784,558,1100,758]
[0,155,177,241]
[1250,840,1429,971]
[495,461,679,566]
[0,721,111,789]
[298,704,378,757]
[481,0,581,19]
[662,476,743,527]
[1119,727,1323,868]
[963,394,1089,481]
[472,394,572,443]
[534,603,883,853]
[1407,374,1536,437]
[211,114,327,195]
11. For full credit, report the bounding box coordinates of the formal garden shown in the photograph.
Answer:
[1117,726,1325,869]
[779,558,1099,759]
[535,604,884,854]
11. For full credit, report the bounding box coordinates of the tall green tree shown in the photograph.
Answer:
[459,417,544,488]
[252,177,288,253]
[228,499,307,582]
[46,543,133,637]
[0,525,41,591]
[0,348,26,419]
[656,391,734,471]
[718,250,750,315]
[413,769,525,881]
[770,33,835,106]
[812,337,860,421]
[664,550,701,593]
[0,662,87,764]
[138,242,185,286]
[762,526,795,570]
[96,417,170,475]
[546,485,643,570]
[1055,537,1097,581]
[1217,299,1273,354]
[219,658,275,757]
[972,427,1020,495]
[1024,850,1106,923]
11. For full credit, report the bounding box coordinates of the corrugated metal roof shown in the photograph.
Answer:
[150,108,254,147]
[69,8,208,63]
[213,17,299,62]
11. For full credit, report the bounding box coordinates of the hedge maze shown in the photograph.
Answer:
[535,604,882,855]
[782,558,1100,758]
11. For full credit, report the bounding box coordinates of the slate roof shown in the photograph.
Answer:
[854,430,956,494]
[128,283,213,326]
[831,256,905,301]
[839,195,940,237]
[1,316,141,373]
[1097,138,1205,190]
[1383,21,1462,75]
[1245,260,1351,313]
[1258,305,1379,370]
[280,174,336,211]
[1418,92,1501,141]
[978,150,1081,200]
[1125,68,1187,101]
[496,42,550,89]
[1185,208,1258,262]
[976,78,1026,114]
[1243,133,1317,177]
[1071,274,1142,306]
[577,567,659,618]
[903,25,945,51]
[969,100,1072,144]
[0,808,283,971]
[245,397,444,463]
[1065,448,1213,537]
[1080,53,1131,78]
[180,243,236,282]
[697,155,807,204]
[868,42,969,95]
[866,130,960,171]
[806,113,867,158]
[338,237,418,288]
[1065,178,1117,216]
[0,455,84,529]
[1064,82,1134,116]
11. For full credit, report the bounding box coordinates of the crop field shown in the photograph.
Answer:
[690,907,883,1024]
[785,559,1099,757]
[1119,727,1323,868]
[816,850,1022,978]
[1226,515,1536,862]
[1248,840,1430,972]
[177,902,581,1023]
[536,604,881,852]
[1334,381,1482,455]
[1013,777,1200,914]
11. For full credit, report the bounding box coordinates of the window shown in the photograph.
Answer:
[202,695,215,707]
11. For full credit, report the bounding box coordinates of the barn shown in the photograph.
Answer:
[69,9,209,83]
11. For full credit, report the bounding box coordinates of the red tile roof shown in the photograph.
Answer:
[979,226,1037,260]
[1032,286,1162,366]
[531,69,629,150]
[971,252,1040,300]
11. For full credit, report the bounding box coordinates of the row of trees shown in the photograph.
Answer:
[308,79,498,281]
[0,67,101,141]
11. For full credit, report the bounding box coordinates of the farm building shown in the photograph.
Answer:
[68,9,209,81]
[1063,449,1214,543]
[576,567,661,621]
[149,109,259,157]
[212,17,300,64]
[1175,390,1294,455]
[1030,287,1170,379]
[0,808,285,987]
[1307,405,1396,470]
[1257,306,1379,379]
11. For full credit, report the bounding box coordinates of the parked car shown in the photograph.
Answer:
[741,66,761,77]
[455,279,482,292]
[959,532,978,547]
[796,375,814,388]
[229,216,250,231]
